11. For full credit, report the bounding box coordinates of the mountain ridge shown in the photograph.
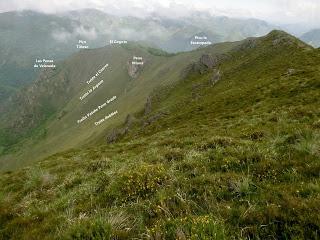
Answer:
[0,8,314,105]
[0,29,319,239]
[301,28,320,47]
[0,30,313,171]
[0,39,241,170]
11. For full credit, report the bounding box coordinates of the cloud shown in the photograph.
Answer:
[74,25,97,40]
[51,25,97,43]
[0,0,320,28]
[51,29,72,42]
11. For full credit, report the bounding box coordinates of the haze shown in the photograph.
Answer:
[0,0,319,30]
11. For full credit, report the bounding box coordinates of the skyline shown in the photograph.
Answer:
[0,0,319,30]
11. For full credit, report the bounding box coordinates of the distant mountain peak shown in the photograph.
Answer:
[301,28,320,48]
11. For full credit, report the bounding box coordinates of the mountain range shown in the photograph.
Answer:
[0,10,101,103]
[0,9,277,103]
[0,6,319,239]
[0,38,241,169]
[301,28,320,47]
[0,30,319,239]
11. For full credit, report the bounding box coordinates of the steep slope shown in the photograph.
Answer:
[301,28,320,47]
[0,30,319,239]
[0,40,241,170]
[0,10,100,102]
[0,9,276,104]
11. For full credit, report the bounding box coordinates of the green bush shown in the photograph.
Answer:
[106,163,169,203]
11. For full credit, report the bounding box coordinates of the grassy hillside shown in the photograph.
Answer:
[0,9,277,106]
[0,30,319,239]
[0,9,275,99]
[0,40,240,170]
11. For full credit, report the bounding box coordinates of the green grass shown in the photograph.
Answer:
[0,31,319,239]
[0,35,240,170]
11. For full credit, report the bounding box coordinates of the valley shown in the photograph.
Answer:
[0,30,319,239]
[0,3,319,239]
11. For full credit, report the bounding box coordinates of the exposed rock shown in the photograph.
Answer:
[106,114,139,143]
[186,61,208,75]
[270,31,296,47]
[106,109,165,142]
[272,37,292,46]
[209,70,221,86]
[123,114,137,134]
[286,68,296,76]
[106,129,122,143]
[181,54,227,79]
[180,63,195,79]
[124,114,134,127]
[197,62,209,75]
[200,54,217,68]
[127,61,143,79]
[144,96,152,115]
[235,38,257,51]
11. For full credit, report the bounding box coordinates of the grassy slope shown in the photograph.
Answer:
[0,41,239,170]
[0,9,273,104]
[0,31,319,239]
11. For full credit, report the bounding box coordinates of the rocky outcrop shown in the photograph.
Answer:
[200,54,218,69]
[144,96,152,115]
[236,38,257,51]
[210,70,221,86]
[272,37,293,46]
[106,114,138,143]
[180,62,205,78]
[190,69,222,100]
[268,30,312,49]
[127,61,143,79]
[123,114,136,134]
[181,53,228,79]
[106,129,122,143]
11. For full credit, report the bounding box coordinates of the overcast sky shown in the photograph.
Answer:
[0,0,319,28]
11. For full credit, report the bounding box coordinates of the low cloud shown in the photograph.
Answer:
[51,29,72,42]
[1,0,320,29]
[74,25,97,40]
[51,25,97,42]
